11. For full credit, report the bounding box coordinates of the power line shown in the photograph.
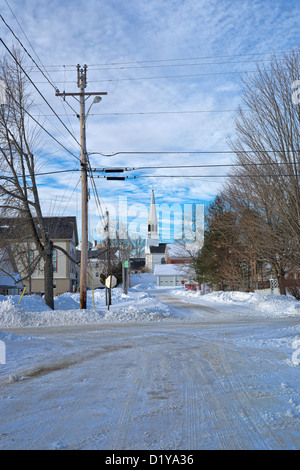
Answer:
[89,149,300,158]
[29,56,292,74]
[68,57,289,72]
[92,174,300,180]
[0,15,82,151]
[29,108,245,116]
[29,49,295,69]
[0,37,82,150]
[35,69,258,84]
[2,85,81,162]
[86,158,106,229]
[0,13,58,91]
[0,168,80,180]
[92,161,300,172]
[2,2,57,90]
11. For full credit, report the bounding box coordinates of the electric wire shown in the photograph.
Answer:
[1,9,82,125]
[26,49,298,69]
[35,69,258,84]
[0,13,57,91]
[0,37,82,150]
[86,157,106,230]
[93,174,300,179]
[89,149,300,157]
[1,86,81,162]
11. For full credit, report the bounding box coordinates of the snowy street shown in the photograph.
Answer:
[0,283,299,450]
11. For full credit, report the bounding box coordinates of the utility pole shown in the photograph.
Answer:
[55,65,107,309]
[106,210,111,309]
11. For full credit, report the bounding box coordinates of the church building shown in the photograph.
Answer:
[144,190,166,272]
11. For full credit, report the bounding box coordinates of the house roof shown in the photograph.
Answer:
[0,217,78,244]
[154,263,195,278]
[166,243,192,259]
[149,243,166,254]
[76,246,119,262]
[130,258,145,269]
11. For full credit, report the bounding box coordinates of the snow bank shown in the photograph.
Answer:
[172,289,300,316]
[130,273,156,288]
[0,286,170,328]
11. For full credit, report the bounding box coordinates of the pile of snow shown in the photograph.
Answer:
[173,289,300,316]
[130,273,156,288]
[0,285,171,328]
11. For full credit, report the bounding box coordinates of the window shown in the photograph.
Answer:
[29,250,34,267]
[52,249,58,272]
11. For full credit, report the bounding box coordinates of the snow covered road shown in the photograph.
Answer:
[0,288,299,450]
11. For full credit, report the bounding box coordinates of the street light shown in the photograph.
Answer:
[85,96,102,122]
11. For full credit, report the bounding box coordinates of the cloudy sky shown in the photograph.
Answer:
[1,0,299,243]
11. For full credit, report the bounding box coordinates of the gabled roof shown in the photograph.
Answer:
[166,243,193,259]
[0,216,78,244]
[149,243,166,254]
[154,263,195,278]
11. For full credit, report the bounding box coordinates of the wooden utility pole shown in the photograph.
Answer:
[106,210,111,309]
[56,65,107,309]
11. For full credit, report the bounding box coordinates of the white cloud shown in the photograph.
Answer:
[1,0,299,240]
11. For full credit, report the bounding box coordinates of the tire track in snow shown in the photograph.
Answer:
[215,333,298,449]
[182,336,265,449]
[108,348,150,450]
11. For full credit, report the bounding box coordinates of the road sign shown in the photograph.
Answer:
[124,261,129,268]
[105,275,117,289]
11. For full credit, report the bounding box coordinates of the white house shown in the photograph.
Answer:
[154,263,196,287]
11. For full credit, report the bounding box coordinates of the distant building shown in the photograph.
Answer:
[0,216,79,295]
[144,190,166,272]
[0,248,24,295]
[130,258,145,274]
[154,263,196,287]
[144,190,194,274]
[165,243,193,265]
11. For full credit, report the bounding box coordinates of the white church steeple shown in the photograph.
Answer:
[146,189,159,248]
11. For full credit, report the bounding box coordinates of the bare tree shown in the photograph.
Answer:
[0,48,55,308]
[226,49,300,293]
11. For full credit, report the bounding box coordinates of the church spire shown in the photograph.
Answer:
[148,189,158,235]
[146,189,159,247]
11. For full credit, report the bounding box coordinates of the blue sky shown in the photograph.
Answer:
[1,0,300,243]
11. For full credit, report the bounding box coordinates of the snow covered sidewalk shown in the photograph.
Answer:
[0,287,171,328]
[172,289,300,317]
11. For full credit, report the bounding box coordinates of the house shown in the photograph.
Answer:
[0,248,24,295]
[154,263,196,287]
[165,243,194,265]
[145,244,166,273]
[130,258,145,274]
[79,243,119,289]
[0,216,79,295]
